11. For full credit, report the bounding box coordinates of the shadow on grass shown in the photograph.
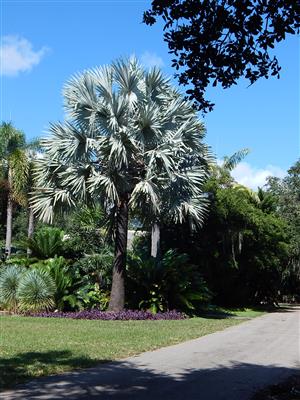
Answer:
[198,306,251,319]
[0,350,110,390]
[199,304,298,319]
[1,359,298,400]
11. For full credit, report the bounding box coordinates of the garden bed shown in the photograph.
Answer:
[30,309,185,320]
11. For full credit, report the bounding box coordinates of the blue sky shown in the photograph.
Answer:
[1,0,299,188]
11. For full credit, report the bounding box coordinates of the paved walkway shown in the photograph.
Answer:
[2,307,300,399]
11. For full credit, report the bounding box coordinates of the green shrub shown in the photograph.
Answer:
[4,256,39,267]
[36,256,73,310]
[74,283,110,311]
[66,251,113,311]
[74,248,113,288]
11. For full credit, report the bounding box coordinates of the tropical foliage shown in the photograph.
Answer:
[266,160,300,300]
[0,63,298,316]
[127,249,212,313]
[161,160,294,306]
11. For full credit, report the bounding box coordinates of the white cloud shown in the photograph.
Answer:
[140,51,164,69]
[0,35,48,76]
[231,162,286,190]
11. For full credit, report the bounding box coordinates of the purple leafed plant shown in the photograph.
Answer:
[30,309,186,320]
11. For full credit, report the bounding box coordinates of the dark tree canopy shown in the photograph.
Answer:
[144,0,300,112]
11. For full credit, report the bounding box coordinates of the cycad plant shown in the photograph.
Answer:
[26,226,64,259]
[31,58,211,311]
[126,249,212,313]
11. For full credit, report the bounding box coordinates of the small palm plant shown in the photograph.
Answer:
[17,269,56,312]
[0,265,55,312]
[0,265,23,312]
[31,58,212,310]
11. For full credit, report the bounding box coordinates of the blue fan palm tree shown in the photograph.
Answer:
[31,58,212,310]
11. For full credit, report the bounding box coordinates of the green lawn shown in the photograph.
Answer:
[0,311,263,390]
[221,308,266,318]
[200,305,267,319]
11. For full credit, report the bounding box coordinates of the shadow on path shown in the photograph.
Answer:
[2,355,298,400]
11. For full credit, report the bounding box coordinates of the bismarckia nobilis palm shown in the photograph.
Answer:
[31,58,212,311]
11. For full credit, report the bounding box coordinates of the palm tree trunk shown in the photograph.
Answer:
[5,169,13,258]
[27,206,35,256]
[5,194,13,258]
[151,222,160,258]
[108,196,129,311]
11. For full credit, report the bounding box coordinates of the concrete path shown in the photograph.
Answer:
[2,307,300,400]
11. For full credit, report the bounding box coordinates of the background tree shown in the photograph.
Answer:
[31,58,211,311]
[0,122,29,257]
[147,145,212,258]
[161,155,290,306]
[144,0,300,112]
[266,160,300,298]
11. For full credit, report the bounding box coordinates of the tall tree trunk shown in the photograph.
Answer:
[5,195,13,258]
[151,222,160,258]
[5,169,13,258]
[108,196,129,311]
[27,206,35,256]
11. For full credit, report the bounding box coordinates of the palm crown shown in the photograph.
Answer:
[0,122,29,206]
[0,122,31,256]
[32,58,211,223]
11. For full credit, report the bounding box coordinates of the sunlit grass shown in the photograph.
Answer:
[0,310,263,390]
